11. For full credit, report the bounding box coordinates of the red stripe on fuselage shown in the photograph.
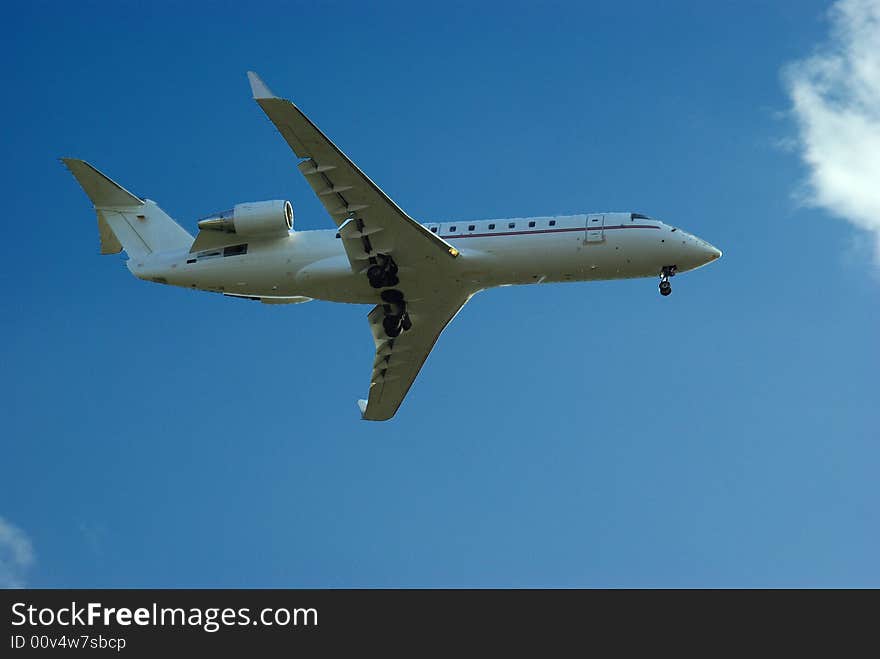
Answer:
[438,224,660,240]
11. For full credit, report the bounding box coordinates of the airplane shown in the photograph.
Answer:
[62,71,722,421]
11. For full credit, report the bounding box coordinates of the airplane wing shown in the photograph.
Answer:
[247,71,459,275]
[248,72,474,420]
[361,291,473,421]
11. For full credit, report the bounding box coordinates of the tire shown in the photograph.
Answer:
[401,313,412,332]
[383,316,402,338]
[659,282,672,296]
[367,265,385,289]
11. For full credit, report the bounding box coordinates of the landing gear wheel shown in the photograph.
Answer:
[367,265,384,289]
[366,255,400,289]
[383,316,402,338]
[658,265,675,297]
[400,313,412,332]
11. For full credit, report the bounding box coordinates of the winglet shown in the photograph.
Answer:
[247,71,276,99]
[357,399,368,419]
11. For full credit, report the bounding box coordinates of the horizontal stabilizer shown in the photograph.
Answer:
[63,158,193,257]
[61,158,144,208]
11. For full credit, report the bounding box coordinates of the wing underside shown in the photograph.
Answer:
[247,71,459,273]
[247,72,471,420]
[361,292,471,421]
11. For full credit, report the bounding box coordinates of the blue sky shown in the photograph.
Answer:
[1,0,877,587]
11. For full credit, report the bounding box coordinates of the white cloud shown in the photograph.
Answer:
[784,0,880,263]
[0,516,35,588]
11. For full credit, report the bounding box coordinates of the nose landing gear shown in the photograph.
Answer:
[659,265,676,297]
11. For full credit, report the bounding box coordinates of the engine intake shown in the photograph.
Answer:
[198,200,293,237]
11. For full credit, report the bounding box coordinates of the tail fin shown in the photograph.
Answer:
[62,158,193,257]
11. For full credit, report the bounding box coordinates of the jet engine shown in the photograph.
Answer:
[197,200,293,238]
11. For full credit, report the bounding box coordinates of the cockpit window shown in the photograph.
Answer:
[631,213,652,220]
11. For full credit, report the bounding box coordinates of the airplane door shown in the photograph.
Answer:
[586,214,604,242]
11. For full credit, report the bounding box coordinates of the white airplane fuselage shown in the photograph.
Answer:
[132,212,721,302]
[64,71,723,420]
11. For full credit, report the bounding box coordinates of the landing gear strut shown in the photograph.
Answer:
[659,265,676,297]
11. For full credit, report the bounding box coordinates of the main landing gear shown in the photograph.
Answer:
[659,265,676,297]
[367,254,399,289]
[380,289,412,338]
[363,252,410,338]
[352,222,410,336]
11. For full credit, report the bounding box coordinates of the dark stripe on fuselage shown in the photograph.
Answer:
[438,224,660,240]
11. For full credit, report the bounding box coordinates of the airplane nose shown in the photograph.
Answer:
[666,224,721,271]
[691,238,721,268]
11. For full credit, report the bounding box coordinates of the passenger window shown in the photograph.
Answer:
[528,221,536,228]
[488,223,495,230]
[450,226,457,232]
[335,233,341,238]
[468,225,475,231]
[508,222,515,229]
[431,226,438,233]
[549,220,556,227]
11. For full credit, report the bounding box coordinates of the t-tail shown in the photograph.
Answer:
[61,158,193,259]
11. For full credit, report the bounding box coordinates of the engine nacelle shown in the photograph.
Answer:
[198,200,293,238]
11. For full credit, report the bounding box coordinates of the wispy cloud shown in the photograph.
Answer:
[784,0,880,264]
[0,516,35,588]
